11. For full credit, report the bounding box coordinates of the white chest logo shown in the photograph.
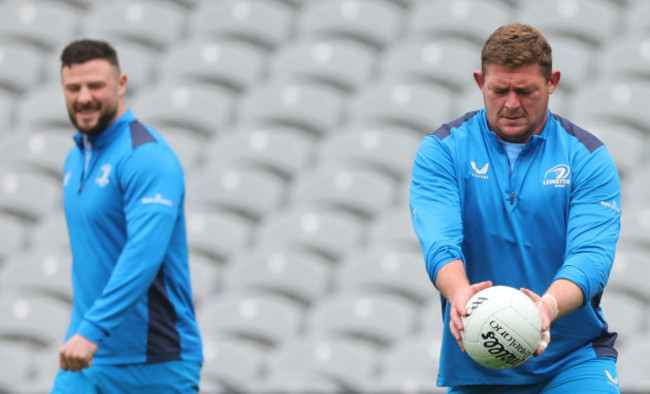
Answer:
[543,164,571,187]
[95,164,112,187]
[471,161,489,179]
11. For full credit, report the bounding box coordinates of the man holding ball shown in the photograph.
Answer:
[410,23,621,393]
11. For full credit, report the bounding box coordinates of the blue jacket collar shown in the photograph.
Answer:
[73,110,136,151]
[479,108,551,149]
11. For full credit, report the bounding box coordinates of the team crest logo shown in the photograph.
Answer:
[95,164,112,187]
[543,164,571,187]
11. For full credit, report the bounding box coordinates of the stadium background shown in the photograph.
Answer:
[0,0,649,392]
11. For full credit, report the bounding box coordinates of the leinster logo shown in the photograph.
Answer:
[543,164,571,188]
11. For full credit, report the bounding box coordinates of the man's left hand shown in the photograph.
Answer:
[59,334,98,372]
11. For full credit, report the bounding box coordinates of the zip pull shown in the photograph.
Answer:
[510,191,515,205]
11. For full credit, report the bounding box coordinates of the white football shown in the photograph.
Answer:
[461,286,542,369]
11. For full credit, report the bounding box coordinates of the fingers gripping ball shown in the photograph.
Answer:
[461,286,542,369]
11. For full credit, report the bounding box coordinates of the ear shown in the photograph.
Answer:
[473,70,485,90]
[118,74,128,96]
[547,70,561,94]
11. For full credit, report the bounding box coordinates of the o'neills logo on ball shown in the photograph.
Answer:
[466,297,487,317]
[481,320,532,367]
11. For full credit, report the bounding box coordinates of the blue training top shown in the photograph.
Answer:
[62,110,203,365]
[410,109,621,387]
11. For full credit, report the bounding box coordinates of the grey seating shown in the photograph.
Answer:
[196,293,304,347]
[186,166,286,221]
[0,166,61,221]
[0,294,70,347]
[223,248,331,305]
[289,165,396,219]
[0,0,79,50]
[317,126,421,181]
[190,0,295,51]
[516,0,619,47]
[28,211,70,252]
[80,1,186,51]
[409,0,511,45]
[299,0,403,50]
[0,248,72,304]
[256,206,365,261]
[269,38,377,92]
[131,82,234,136]
[158,39,267,93]
[0,130,72,179]
[200,334,265,392]
[15,82,70,130]
[0,340,35,393]
[186,208,253,262]
[238,82,345,136]
[380,38,478,91]
[0,213,27,263]
[307,291,418,346]
[260,337,378,392]
[0,42,44,94]
[336,249,433,304]
[366,334,445,393]
[202,126,315,180]
[351,81,454,134]
[597,35,650,84]
[570,80,650,132]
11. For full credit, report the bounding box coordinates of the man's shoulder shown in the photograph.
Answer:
[550,113,604,154]
[430,110,481,140]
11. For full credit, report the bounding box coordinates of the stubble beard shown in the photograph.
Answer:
[69,104,118,136]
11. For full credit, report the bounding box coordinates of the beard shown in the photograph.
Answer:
[69,103,118,136]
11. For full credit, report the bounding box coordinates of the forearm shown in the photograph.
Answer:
[543,278,584,319]
[434,259,470,302]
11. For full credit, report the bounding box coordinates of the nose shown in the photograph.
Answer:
[504,91,521,111]
[77,85,92,104]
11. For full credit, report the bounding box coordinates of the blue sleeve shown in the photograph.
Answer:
[409,134,465,286]
[554,145,621,304]
[77,143,185,344]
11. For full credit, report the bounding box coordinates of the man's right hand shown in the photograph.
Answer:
[448,281,493,352]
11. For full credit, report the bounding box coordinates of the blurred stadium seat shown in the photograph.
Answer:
[351,81,454,133]
[290,165,396,219]
[223,248,331,305]
[269,38,377,92]
[200,334,265,392]
[190,0,295,50]
[186,166,286,221]
[0,166,61,221]
[317,126,421,180]
[307,291,418,347]
[516,0,619,47]
[0,213,28,263]
[256,206,365,261]
[260,337,378,392]
[238,82,345,136]
[202,126,315,180]
[0,42,44,94]
[131,82,234,136]
[408,0,511,45]
[299,0,403,50]
[0,0,79,50]
[380,38,478,91]
[159,39,267,93]
[186,208,253,262]
[196,293,304,347]
[0,130,71,179]
[0,294,70,347]
[80,1,186,51]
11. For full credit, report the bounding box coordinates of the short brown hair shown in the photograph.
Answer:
[60,39,120,70]
[481,23,552,80]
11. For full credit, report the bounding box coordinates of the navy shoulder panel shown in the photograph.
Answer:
[129,120,157,149]
[552,114,603,153]
[432,110,479,140]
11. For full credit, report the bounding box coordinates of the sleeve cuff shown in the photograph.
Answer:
[76,319,107,345]
[553,263,590,306]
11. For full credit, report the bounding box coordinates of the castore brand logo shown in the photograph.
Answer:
[471,161,489,179]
